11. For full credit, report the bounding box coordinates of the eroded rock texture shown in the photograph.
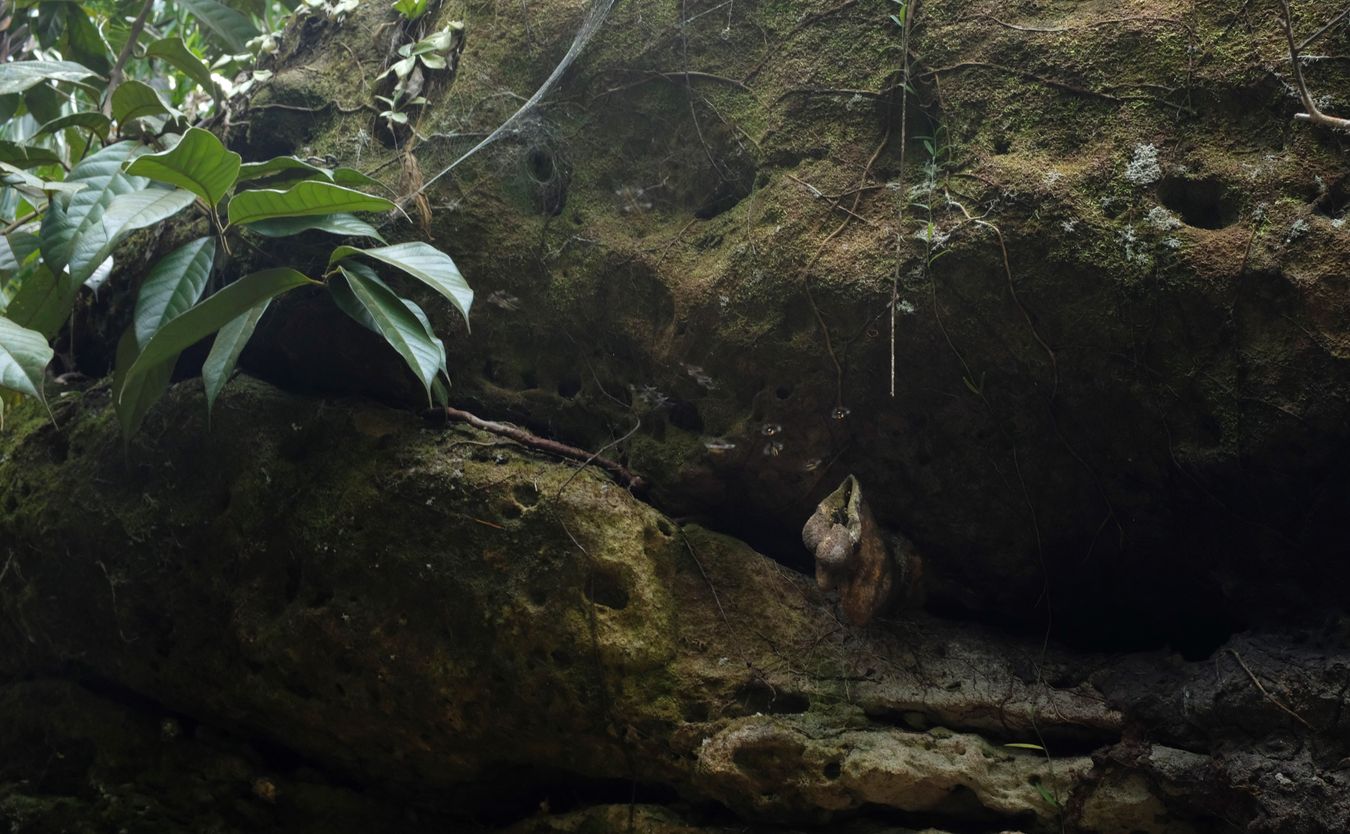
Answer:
[5,0,1350,831]
[1,381,1347,832]
[168,0,1350,657]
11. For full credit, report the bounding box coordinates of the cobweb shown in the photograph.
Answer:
[413,0,620,197]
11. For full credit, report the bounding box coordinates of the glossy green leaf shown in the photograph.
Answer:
[3,263,77,338]
[202,299,270,419]
[111,80,176,125]
[120,268,315,402]
[332,264,441,402]
[66,187,195,285]
[134,237,215,347]
[0,315,53,401]
[126,127,241,207]
[178,0,260,52]
[145,37,217,95]
[0,60,98,96]
[0,164,84,200]
[328,241,472,326]
[0,231,39,275]
[40,142,144,278]
[0,140,61,168]
[235,155,329,183]
[227,181,394,226]
[112,326,177,440]
[34,111,112,140]
[331,167,379,188]
[62,5,112,76]
[335,262,449,394]
[245,213,384,241]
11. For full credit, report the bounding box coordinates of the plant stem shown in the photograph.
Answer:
[104,0,156,116]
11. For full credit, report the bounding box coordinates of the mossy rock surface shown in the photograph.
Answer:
[203,0,1350,652]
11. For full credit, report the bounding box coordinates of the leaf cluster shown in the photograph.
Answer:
[0,0,474,436]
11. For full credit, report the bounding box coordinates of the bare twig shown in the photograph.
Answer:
[425,406,647,492]
[679,531,729,625]
[1279,0,1350,130]
[892,0,916,398]
[1299,4,1350,51]
[1227,649,1314,730]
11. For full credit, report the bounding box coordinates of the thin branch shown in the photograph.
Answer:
[892,0,916,398]
[1227,649,1314,730]
[105,0,155,115]
[425,406,647,492]
[1279,0,1350,130]
[1300,4,1350,51]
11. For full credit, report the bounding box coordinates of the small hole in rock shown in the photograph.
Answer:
[584,568,631,610]
[1158,175,1239,229]
[668,400,704,432]
[775,385,793,400]
[557,378,582,398]
[823,761,842,779]
[512,483,540,506]
[527,148,555,183]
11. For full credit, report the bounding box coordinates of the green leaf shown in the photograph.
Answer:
[62,5,112,76]
[0,163,84,202]
[235,155,330,183]
[178,0,260,52]
[112,326,177,440]
[392,0,430,21]
[228,180,394,226]
[134,237,215,347]
[0,60,98,96]
[331,168,380,188]
[120,268,315,402]
[1033,782,1060,809]
[202,300,270,419]
[22,83,64,125]
[111,79,176,125]
[40,144,144,277]
[145,37,218,95]
[3,263,77,338]
[0,140,62,169]
[126,127,241,207]
[66,187,196,285]
[245,213,385,241]
[332,264,441,403]
[0,315,53,401]
[0,231,40,275]
[34,111,112,140]
[328,241,472,326]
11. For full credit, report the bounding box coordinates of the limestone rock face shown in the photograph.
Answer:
[213,0,1350,653]
[2,382,1348,833]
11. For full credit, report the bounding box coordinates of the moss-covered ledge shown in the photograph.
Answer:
[1,378,1346,833]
